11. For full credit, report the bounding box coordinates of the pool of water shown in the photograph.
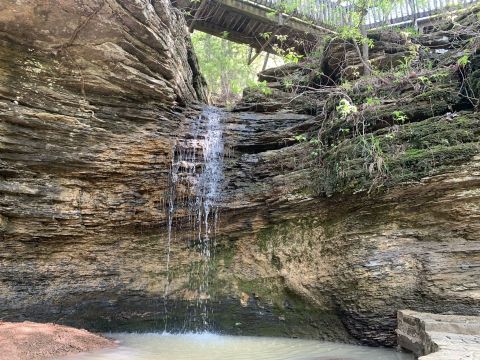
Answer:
[69,332,414,360]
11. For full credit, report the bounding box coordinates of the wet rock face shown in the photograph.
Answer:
[0,0,206,327]
[0,0,205,239]
[0,0,205,107]
[218,7,480,346]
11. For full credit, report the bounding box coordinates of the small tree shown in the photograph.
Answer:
[336,0,398,76]
[269,0,402,76]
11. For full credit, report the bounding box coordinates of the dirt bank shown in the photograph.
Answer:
[0,321,116,360]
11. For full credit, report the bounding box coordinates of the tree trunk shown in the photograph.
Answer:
[360,22,370,76]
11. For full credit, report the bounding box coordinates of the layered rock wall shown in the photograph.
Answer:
[0,0,206,328]
[213,108,480,345]
[216,7,480,345]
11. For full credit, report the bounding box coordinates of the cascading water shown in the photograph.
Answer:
[191,107,224,329]
[164,107,225,332]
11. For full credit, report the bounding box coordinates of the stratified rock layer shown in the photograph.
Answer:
[222,6,480,346]
[0,0,206,329]
[216,112,480,346]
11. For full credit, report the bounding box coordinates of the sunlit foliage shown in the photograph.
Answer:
[191,31,283,106]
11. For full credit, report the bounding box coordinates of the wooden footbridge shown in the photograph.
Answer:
[173,0,479,57]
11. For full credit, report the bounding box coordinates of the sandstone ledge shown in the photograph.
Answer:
[0,321,115,360]
[397,310,480,359]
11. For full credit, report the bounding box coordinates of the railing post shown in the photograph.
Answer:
[262,52,270,71]
[188,0,208,33]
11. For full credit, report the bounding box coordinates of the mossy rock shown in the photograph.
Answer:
[312,113,480,196]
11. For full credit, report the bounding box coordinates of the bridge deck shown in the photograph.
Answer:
[174,0,480,55]
[174,0,330,54]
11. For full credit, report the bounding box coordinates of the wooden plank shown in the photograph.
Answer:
[234,15,250,32]
[194,20,258,46]
[189,0,209,32]
[218,0,334,34]
[230,13,246,31]
[182,0,480,30]
[179,0,480,48]
[211,5,226,20]
[248,27,280,64]
[247,46,254,63]
[262,52,270,70]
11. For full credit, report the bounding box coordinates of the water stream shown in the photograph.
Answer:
[164,107,225,331]
[70,333,414,360]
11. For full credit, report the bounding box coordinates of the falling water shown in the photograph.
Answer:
[163,143,179,331]
[164,107,225,331]
[192,107,225,329]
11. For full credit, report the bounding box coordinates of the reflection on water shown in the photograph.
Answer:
[69,333,414,360]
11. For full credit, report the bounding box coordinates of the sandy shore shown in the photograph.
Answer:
[0,321,116,360]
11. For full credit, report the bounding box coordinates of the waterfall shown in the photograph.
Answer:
[164,107,225,332]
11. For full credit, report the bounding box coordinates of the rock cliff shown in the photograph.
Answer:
[0,0,479,349]
[0,0,206,328]
[215,8,480,346]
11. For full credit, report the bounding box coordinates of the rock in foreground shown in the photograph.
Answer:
[0,321,115,360]
[397,310,480,359]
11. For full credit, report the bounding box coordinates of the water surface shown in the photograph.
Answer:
[70,333,414,360]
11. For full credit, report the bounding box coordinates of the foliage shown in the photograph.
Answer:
[336,98,358,118]
[191,31,279,106]
[234,0,480,196]
[400,26,419,37]
[250,80,273,95]
[457,51,471,67]
[275,0,422,76]
[395,44,420,75]
[294,134,307,142]
[392,110,408,123]
[192,0,420,105]
[365,96,381,106]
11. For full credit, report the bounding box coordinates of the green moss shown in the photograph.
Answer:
[237,278,284,305]
[388,143,478,181]
[403,148,426,159]
[313,113,480,195]
[256,223,292,252]
[256,218,321,253]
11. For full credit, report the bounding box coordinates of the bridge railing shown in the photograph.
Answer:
[364,0,479,28]
[253,0,479,29]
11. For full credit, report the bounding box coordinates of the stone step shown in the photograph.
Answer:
[398,310,480,360]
